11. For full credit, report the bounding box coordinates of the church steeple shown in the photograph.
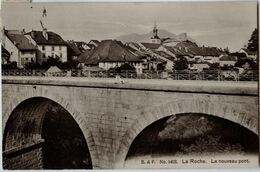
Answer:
[153,21,159,39]
[150,21,161,44]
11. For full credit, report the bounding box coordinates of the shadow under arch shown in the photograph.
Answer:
[3,97,93,169]
[119,113,258,168]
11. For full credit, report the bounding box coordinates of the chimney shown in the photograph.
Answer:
[43,28,48,40]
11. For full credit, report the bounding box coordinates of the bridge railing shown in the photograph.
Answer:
[1,69,258,81]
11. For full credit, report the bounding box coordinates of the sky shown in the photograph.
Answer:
[1,1,258,51]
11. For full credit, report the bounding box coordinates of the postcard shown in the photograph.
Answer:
[1,0,259,169]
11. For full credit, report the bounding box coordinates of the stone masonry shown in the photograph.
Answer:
[2,76,258,169]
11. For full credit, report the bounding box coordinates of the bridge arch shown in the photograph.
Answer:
[115,99,258,168]
[3,95,97,169]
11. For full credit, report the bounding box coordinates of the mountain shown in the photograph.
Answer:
[116,29,196,43]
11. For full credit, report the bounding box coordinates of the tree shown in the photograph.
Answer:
[114,63,136,73]
[58,60,79,69]
[247,28,258,52]
[24,57,79,70]
[235,57,258,70]
[173,57,188,70]
[209,63,220,70]
[157,62,166,71]
[24,62,42,69]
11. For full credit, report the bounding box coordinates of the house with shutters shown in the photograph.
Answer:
[25,29,68,64]
[2,29,37,68]
[219,55,237,67]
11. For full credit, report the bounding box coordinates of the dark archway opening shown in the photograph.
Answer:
[126,113,258,161]
[3,97,92,169]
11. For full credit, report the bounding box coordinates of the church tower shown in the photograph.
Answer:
[150,21,161,44]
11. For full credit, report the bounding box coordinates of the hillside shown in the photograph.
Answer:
[116,29,196,43]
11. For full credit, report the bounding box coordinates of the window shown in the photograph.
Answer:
[59,46,62,50]
[25,57,29,60]
[43,53,46,58]
[52,46,55,51]
[52,53,54,57]
[60,53,62,58]
[42,46,45,51]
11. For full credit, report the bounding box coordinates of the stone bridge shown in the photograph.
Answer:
[2,76,258,169]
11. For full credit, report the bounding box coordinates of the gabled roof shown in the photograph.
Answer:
[77,49,95,63]
[26,30,67,45]
[127,42,144,50]
[87,44,96,49]
[240,48,257,56]
[85,40,142,65]
[219,55,237,61]
[154,50,175,61]
[5,30,37,51]
[88,40,100,45]
[140,42,161,50]
[67,41,82,55]
[74,41,90,52]
[188,46,223,56]
[45,66,62,73]
[165,46,191,56]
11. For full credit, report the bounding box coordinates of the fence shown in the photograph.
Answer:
[1,69,258,81]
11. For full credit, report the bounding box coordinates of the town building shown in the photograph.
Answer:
[2,29,37,68]
[76,41,92,51]
[219,55,237,67]
[25,29,68,64]
[150,22,161,44]
[80,40,143,74]
[67,40,83,61]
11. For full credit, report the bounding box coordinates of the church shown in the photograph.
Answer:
[150,22,161,44]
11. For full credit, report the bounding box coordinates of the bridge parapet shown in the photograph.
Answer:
[2,76,258,95]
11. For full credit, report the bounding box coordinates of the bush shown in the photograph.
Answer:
[173,57,188,70]
[2,61,18,69]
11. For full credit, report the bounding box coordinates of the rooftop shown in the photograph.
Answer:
[26,30,67,46]
[84,40,142,65]
[5,30,37,51]
[219,55,237,61]
[140,42,161,50]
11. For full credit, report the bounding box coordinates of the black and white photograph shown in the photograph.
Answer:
[1,0,259,169]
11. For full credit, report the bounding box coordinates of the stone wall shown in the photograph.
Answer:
[3,141,44,169]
